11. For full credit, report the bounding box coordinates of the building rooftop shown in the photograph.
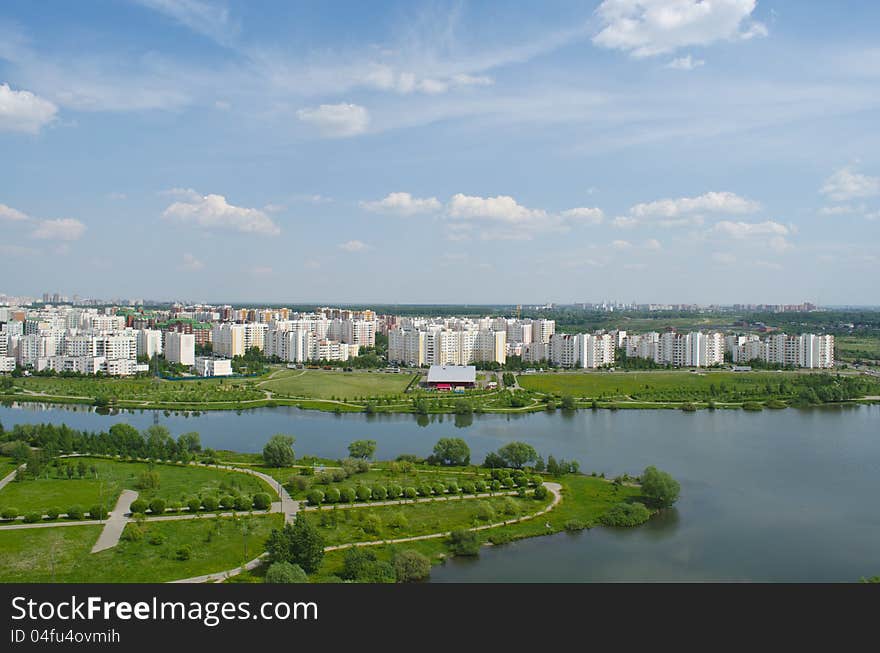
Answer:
[426,365,476,384]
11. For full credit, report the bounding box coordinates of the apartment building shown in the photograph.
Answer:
[165,331,195,366]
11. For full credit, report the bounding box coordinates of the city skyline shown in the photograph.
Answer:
[2,1,879,304]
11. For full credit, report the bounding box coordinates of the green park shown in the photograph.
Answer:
[0,422,679,584]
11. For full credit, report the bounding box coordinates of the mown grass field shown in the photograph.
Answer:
[518,370,832,402]
[0,456,19,478]
[309,493,550,545]
[259,369,417,400]
[836,335,880,362]
[10,375,265,404]
[0,514,281,583]
[0,458,275,516]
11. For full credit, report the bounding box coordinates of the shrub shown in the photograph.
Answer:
[393,550,431,583]
[175,545,192,561]
[149,498,167,515]
[66,505,84,520]
[371,485,387,501]
[473,480,486,493]
[135,470,160,490]
[201,495,219,512]
[386,512,408,530]
[461,481,476,494]
[220,495,236,510]
[530,475,543,487]
[122,524,144,542]
[488,531,511,545]
[356,485,372,502]
[341,548,394,583]
[265,561,308,584]
[448,529,480,556]
[339,487,356,503]
[362,513,382,535]
[387,484,402,500]
[149,533,166,545]
[600,502,651,527]
[323,487,341,504]
[490,479,502,492]
[24,512,41,523]
[445,481,459,494]
[431,482,446,495]
[681,403,697,412]
[187,497,202,512]
[233,495,251,511]
[533,485,549,500]
[564,519,587,531]
[46,507,60,520]
[475,501,496,522]
[743,402,764,411]
[640,466,681,508]
[500,497,518,516]
[89,505,108,520]
[0,507,18,521]
[291,476,311,492]
[502,477,515,489]
[417,484,433,497]
[306,490,324,506]
[129,499,148,515]
[403,486,417,499]
[331,469,348,483]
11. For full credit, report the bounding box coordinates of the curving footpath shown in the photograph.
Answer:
[170,482,561,584]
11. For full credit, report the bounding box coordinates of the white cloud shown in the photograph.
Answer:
[611,239,632,249]
[631,191,760,218]
[30,218,86,241]
[360,192,442,216]
[819,204,858,216]
[644,238,662,250]
[0,203,30,222]
[560,207,604,224]
[593,0,767,58]
[665,54,705,70]
[161,191,281,236]
[752,260,782,270]
[452,74,494,87]
[338,239,369,252]
[820,167,880,201]
[714,220,789,239]
[133,0,238,46]
[180,253,204,270]
[447,194,547,224]
[611,216,639,229]
[0,83,58,134]
[296,103,369,137]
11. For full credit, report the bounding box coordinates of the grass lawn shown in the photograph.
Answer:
[0,514,282,582]
[518,370,833,403]
[309,493,550,545]
[0,456,19,478]
[10,375,266,404]
[0,458,276,516]
[260,369,417,400]
[836,335,880,362]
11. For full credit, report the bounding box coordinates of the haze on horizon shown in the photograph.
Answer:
[1,1,879,305]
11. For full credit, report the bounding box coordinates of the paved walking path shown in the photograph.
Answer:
[0,464,25,491]
[170,482,562,584]
[91,490,139,553]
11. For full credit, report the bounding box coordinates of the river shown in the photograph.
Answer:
[1,402,878,581]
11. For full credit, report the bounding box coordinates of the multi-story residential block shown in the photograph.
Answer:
[136,329,163,359]
[165,332,195,366]
[212,323,245,358]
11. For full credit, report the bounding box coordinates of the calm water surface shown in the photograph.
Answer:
[1,402,878,581]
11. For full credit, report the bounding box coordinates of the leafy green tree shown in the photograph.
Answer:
[393,550,431,582]
[201,495,219,512]
[265,515,325,573]
[497,442,539,469]
[347,440,377,460]
[306,490,324,506]
[560,395,577,410]
[262,434,296,467]
[252,493,271,510]
[177,431,202,453]
[431,438,471,466]
[149,498,167,514]
[339,487,356,503]
[265,561,308,583]
[89,504,108,520]
[129,499,148,514]
[640,466,680,508]
[66,505,84,520]
[355,485,372,502]
[448,529,480,556]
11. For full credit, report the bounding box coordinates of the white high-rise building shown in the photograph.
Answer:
[212,323,245,358]
[136,329,163,359]
[165,332,195,366]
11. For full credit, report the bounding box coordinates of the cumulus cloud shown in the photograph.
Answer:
[447,194,547,223]
[30,218,86,241]
[820,167,880,201]
[593,0,767,58]
[161,191,281,236]
[180,253,204,270]
[360,192,442,216]
[631,191,760,218]
[665,54,705,70]
[714,220,789,239]
[338,239,369,252]
[0,83,58,133]
[0,203,30,222]
[296,103,369,137]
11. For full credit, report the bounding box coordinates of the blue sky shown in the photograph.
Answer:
[1,0,879,305]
